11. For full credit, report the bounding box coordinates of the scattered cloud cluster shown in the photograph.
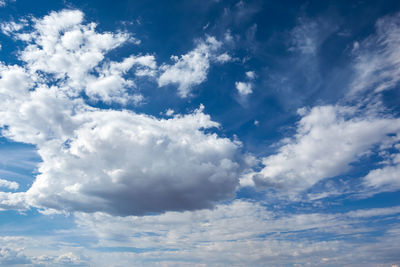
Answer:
[0,10,242,215]
[235,70,255,96]
[67,200,400,266]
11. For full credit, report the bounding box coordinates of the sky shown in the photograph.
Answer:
[0,0,399,266]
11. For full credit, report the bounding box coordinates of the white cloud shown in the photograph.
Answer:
[165,108,174,116]
[12,9,147,105]
[0,179,19,190]
[158,36,228,98]
[215,52,232,63]
[0,200,399,266]
[346,205,400,218]
[0,21,25,35]
[70,200,400,266]
[246,70,256,80]
[0,248,30,265]
[0,192,26,210]
[0,236,89,266]
[235,71,255,97]
[363,163,400,193]
[235,81,252,95]
[244,105,400,195]
[350,12,400,94]
[24,106,241,215]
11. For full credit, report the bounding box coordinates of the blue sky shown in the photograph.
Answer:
[0,0,399,266]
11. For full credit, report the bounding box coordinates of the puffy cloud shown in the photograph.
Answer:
[235,71,256,97]
[0,179,18,190]
[244,105,400,194]
[245,70,256,80]
[0,236,89,266]
[363,163,400,193]
[25,106,241,215]
[12,9,146,105]
[158,36,228,97]
[235,81,252,95]
[0,20,25,35]
[0,192,27,210]
[0,248,30,265]
[214,52,232,63]
[350,12,400,94]
[85,55,156,104]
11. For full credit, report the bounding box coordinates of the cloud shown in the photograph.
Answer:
[289,18,319,55]
[0,10,243,216]
[0,179,19,190]
[363,163,400,193]
[350,12,400,94]
[0,192,27,210]
[0,20,26,35]
[71,200,400,266]
[214,52,232,63]
[0,248,30,265]
[11,9,146,105]
[25,106,241,215]
[85,55,156,104]
[243,105,400,195]
[0,236,89,266]
[245,71,256,80]
[235,70,255,97]
[235,81,252,95]
[158,36,228,98]
[288,16,337,56]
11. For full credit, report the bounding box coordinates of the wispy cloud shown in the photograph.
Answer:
[350,12,400,95]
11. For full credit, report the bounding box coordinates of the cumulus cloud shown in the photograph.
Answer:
[235,70,255,96]
[0,10,242,215]
[235,81,252,95]
[0,20,26,35]
[0,192,27,210]
[0,236,88,266]
[350,12,400,94]
[363,163,400,193]
[243,105,400,195]
[0,248,30,265]
[0,179,19,190]
[25,107,241,215]
[9,9,148,105]
[158,36,229,97]
[245,70,256,80]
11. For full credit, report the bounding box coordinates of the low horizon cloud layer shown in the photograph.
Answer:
[0,2,399,266]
